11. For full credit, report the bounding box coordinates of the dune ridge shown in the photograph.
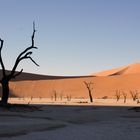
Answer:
[93,63,140,76]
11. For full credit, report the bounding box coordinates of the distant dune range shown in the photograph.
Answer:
[1,63,140,99]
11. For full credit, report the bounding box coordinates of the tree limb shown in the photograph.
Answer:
[84,81,93,91]
[14,22,37,62]
[9,22,39,79]
[0,38,6,77]
[28,57,39,66]
[12,69,23,79]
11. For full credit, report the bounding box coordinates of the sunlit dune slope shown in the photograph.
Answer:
[93,63,140,76]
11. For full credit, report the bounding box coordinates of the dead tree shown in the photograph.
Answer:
[60,92,63,101]
[66,94,71,101]
[53,90,57,101]
[115,90,121,102]
[84,81,93,103]
[0,23,39,105]
[130,90,139,101]
[122,91,127,103]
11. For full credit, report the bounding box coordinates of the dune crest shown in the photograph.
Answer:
[93,63,140,76]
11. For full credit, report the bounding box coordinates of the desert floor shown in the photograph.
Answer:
[0,98,140,140]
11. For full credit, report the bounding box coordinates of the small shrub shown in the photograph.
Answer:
[102,96,108,99]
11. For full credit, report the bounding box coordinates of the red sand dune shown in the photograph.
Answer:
[1,63,140,99]
[93,63,140,76]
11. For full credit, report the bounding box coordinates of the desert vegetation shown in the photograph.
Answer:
[52,90,58,101]
[122,91,127,103]
[130,90,139,101]
[51,90,68,101]
[59,93,63,101]
[115,90,121,102]
[66,94,71,101]
[114,90,140,103]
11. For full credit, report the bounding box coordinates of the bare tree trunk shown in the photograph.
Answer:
[89,90,93,102]
[1,79,9,105]
[84,81,93,103]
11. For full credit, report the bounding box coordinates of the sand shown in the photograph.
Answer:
[0,99,140,140]
[7,98,140,106]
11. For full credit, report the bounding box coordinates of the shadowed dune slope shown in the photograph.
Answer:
[0,70,92,81]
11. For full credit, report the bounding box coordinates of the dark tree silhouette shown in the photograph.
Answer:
[0,23,39,105]
[84,81,93,102]
[122,91,127,103]
[130,90,139,101]
[115,90,121,102]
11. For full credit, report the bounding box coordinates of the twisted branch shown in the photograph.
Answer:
[84,81,93,91]
[9,22,39,79]
[0,38,6,77]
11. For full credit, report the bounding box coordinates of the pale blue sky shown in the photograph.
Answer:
[0,0,140,76]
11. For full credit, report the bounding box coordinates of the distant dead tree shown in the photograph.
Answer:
[66,94,71,101]
[122,91,127,103]
[130,90,139,101]
[53,90,57,101]
[0,23,39,106]
[60,92,63,101]
[84,81,93,103]
[115,90,121,102]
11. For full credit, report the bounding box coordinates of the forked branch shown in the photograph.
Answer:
[9,22,39,79]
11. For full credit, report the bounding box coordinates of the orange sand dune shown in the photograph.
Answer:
[1,63,140,99]
[93,63,140,76]
[8,73,140,99]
